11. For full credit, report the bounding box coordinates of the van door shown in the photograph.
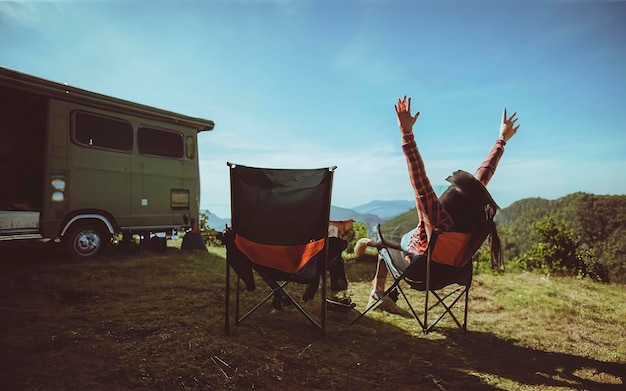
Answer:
[130,126,187,230]
[67,109,132,226]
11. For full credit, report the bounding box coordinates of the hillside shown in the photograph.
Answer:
[329,205,385,227]
[380,207,419,241]
[205,211,230,230]
[351,200,415,219]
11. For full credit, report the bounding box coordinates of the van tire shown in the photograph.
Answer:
[65,222,108,261]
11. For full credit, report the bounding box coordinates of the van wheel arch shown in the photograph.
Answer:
[64,219,111,261]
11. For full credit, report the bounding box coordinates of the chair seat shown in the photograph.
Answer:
[383,246,473,290]
[404,254,473,290]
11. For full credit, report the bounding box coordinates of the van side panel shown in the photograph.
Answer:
[51,100,197,234]
[129,122,196,229]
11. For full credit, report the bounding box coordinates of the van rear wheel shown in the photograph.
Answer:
[65,223,108,261]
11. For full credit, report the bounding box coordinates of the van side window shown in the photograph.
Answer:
[138,127,184,158]
[72,111,133,152]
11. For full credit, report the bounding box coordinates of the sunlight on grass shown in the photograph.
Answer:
[468,273,626,363]
[468,371,581,391]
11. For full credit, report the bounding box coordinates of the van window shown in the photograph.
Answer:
[138,127,184,158]
[72,111,133,152]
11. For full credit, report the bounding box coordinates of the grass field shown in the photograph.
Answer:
[0,241,624,390]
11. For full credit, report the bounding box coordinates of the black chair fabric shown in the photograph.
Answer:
[224,163,336,335]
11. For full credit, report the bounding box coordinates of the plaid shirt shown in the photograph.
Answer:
[402,133,506,255]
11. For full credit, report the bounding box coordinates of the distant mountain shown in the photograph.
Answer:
[203,200,417,230]
[330,205,385,228]
[352,200,415,219]
[205,212,231,230]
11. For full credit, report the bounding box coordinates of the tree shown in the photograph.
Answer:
[342,221,369,254]
[198,210,221,247]
[533,217,579,271]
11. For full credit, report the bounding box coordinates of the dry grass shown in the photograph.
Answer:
[0,242,624,390]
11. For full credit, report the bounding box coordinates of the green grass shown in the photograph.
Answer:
[0,243,624,390]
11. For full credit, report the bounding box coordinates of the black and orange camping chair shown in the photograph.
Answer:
[350,170,503,333]
[223,162,338,336]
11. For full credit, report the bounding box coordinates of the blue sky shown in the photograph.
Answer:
[1,0,625,218]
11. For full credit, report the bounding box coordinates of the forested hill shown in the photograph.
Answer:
[381,192,626,284]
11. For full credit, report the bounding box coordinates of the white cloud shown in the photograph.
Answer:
[0,1,49,28]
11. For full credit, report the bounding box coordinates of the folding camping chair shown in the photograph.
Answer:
[223,162,337,336]
[350,224,475,333]
[350,170,502,333]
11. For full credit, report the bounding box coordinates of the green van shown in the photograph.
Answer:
[0,67,214,260]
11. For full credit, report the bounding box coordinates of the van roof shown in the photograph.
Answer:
[0,67,215,132]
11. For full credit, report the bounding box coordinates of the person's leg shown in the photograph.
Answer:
[368,257,411,316]
[328,237,348,292]
[372,257,388,292]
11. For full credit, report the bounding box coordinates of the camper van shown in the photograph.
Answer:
[0,67,214,260]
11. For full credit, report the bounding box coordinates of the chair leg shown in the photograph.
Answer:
[235,278,242,325]
[423,286,469,333]
[278,286,324,333]
[321,262,327,337]
[237,281,287,324]
[225,260,231,335]
[395,284,425,330]
[423,289,430,333]
[235,280,325,334]
[348,275,405,326]
[463,286,469,332]
[348,294,383,325]
[349,278,425,330]
[426,291,460,332]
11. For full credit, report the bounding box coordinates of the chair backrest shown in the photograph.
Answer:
[439,170,498,232]
[438,170,502,268]
[400,228,486,268]
[229,163,335,280]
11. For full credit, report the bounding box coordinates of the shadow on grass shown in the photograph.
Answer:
[442,329,626,390]
[226,271,625,391]
[0,238,168,267]
[223,305,498,390]
[0,240,68,266]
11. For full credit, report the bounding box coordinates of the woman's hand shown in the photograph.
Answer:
[395,96,420,135]
[499,108,520,142]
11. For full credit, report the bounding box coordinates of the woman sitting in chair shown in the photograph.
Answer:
[366,95,520,314]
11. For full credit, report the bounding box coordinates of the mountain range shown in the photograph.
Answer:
[204,200,416,230]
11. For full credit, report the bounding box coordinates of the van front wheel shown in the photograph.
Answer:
[65,223,108,261]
